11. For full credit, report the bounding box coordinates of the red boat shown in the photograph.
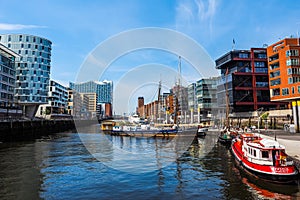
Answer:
[231,133,299,184]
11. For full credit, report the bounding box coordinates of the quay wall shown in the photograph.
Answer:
[0,119,97,142]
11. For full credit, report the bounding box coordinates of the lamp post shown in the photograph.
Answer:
[256,107,264,135]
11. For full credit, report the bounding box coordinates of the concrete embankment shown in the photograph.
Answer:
[0,119,97,142]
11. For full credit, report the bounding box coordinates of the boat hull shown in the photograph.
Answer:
[218,136,232,145]
[231,141,299,184]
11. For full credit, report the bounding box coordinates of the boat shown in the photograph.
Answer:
[197,125,208,137]
[218,127,238,145]
[231,132,299,184]
[110,124,181,137]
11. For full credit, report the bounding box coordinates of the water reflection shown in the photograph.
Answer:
[0,126,299,199]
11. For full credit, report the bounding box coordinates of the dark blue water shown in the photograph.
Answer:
[0,125,299,199]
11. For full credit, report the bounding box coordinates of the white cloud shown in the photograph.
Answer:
[195,0,217,21]
[175,0,219,42]
[0,23,46,30]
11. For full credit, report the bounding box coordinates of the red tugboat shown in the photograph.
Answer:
[231,133,299,184]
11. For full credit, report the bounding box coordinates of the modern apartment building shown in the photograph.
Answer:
[216,48,287,114]
[0,43,22,117]
[0,43,18,106]
[267,38,300,132]
[0,34,52,118]
[35,80,68,118]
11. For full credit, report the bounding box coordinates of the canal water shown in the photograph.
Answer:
[0,124,299,200]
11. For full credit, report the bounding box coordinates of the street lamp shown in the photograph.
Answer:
[256,107,264,134]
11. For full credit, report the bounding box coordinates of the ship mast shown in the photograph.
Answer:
[225,67,230,128]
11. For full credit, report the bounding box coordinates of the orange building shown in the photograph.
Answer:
[267,38,300,132]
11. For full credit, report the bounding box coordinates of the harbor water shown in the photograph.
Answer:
[0,124,299,200]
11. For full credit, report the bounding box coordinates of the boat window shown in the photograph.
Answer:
[248,147,250,154]
[250,148,252,155]
[262,151,269,158]
[253,150,256,157]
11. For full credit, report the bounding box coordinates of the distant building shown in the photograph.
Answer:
[67,88,82,118]
[70,80,113,118]
[69,80,113,104]
[81,93,97,119]
[196,77,218,122]
[216,48,287,114]
[267,38,300,132]
[0,34,52,118]
[35,80,68,119]
[188,83,197,111]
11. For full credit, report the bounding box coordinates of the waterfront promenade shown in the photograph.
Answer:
[258,129,300,159]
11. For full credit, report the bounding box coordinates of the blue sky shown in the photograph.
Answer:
[0,0,300,114]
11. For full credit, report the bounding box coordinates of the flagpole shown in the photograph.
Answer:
[232,38,235,51]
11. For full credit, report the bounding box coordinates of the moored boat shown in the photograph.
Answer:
[231,133,299,184]
[197,125,208,137]
[218,127,238,145]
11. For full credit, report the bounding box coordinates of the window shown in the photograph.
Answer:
[288,77,293,84]
[298,85,300,93]
[286,59,299,66]
[270,78,281,86]
[21,43,24,48]
[239,53,249,58]
[270,70,280,78]
[19,35,22,41]
[257,53,266,59]
[282,88,289,96]
[286,49,299,57]
[292,87,295,94]
[272,88,280,96]
[255,62,265,67]
[261,151,269,158]
[8,35,11,42]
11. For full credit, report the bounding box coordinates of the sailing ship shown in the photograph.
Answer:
[231,133,299,184]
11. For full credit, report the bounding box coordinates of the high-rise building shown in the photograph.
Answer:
[0,34,52,118]
[69,80,113,104]
[267,38,300,132]
[216,48,287,114]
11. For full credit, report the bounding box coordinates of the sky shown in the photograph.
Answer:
[0,0,300,114]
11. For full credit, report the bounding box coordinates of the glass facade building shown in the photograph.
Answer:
[0,43,19,106]
[69,80,113,104]
[0,34,52,104]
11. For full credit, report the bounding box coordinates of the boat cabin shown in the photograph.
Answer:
[239,134,292,167]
